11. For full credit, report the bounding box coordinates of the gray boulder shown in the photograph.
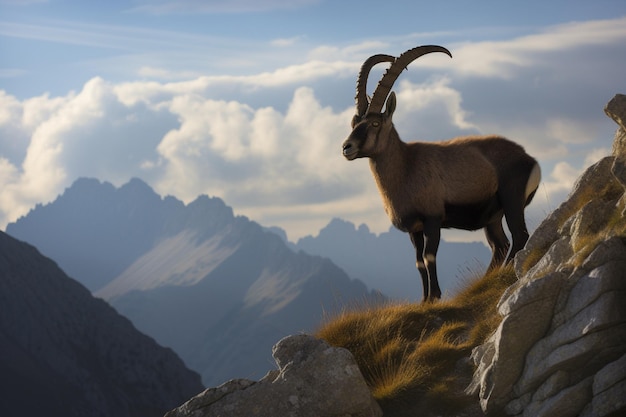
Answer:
[469,93,626,417]
[164,334,382,417]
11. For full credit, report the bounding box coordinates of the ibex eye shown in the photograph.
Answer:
[371,121,380,127]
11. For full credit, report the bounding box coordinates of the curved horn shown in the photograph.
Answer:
[355,54,395,117]
[367,45,452,114]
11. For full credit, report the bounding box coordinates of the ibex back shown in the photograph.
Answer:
[342,45,541,302]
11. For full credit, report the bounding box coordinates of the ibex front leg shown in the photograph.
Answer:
[410,217,442,301]
[410,231,429,302]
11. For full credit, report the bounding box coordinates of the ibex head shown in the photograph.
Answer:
[342,45,452,160]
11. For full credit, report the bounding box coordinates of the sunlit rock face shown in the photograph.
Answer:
[469,94,626,417]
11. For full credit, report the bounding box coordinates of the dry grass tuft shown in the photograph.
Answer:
[316,265,517,416]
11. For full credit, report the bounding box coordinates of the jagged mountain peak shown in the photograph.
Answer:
[118,177,162,202]
[6,176,380,387]
[322,217,371,237]
[184,194,236,226]
[65,176,116,195]
[5,178,245,291]
[294,217,490,301]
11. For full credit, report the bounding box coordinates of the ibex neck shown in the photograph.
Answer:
[368,131,412,231]
[368,131,409,198]
[369,131,408,174]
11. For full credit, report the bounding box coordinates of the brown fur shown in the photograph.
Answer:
[343,76,540,301]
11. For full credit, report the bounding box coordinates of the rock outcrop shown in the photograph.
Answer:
[469,94,626,416]
[164,334,382,417]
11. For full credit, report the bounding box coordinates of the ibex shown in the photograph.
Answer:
[342,45,541,301]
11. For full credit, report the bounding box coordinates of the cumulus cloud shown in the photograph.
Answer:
[0,73,362,237]
[0,16,624,240]
[394,77,479,135]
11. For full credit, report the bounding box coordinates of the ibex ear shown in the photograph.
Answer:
[351,114,361,128]
[385,92,397,118]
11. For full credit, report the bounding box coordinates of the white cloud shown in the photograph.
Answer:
[395,77,478,133]
[0,70,382,238]
[151,85,357,208]
[308,41,391,62]
[0,16,625,241]
[584,147,610,166]
[448,16,626,78]
[242,61,357,88]
[544,161,580,196]
[137,66,201,81]
[271,36,306,47]
[545,118,600,145]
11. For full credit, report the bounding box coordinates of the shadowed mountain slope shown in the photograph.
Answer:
[0,231,204,417]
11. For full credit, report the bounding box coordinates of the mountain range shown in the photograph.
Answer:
[0,230,203,417]
[6,178,381,386]
[290,218,491,300]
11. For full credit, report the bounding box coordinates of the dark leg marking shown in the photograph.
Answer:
[422,216,442,300]
[410,231,430,302]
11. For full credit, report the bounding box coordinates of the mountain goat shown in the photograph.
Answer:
[342,45,541,301]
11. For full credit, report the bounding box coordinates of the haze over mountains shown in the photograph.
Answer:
[6,178,381,386]
[0,230,203,417]
[7,177,491,386]
[290,218,490,300]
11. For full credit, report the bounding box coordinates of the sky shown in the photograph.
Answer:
[1,0,625,244]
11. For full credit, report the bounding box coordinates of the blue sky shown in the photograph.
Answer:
[1,0,626,242]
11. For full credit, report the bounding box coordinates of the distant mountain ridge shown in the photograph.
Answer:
[7,177,182,291]
[6,178,380,386]
[290,218,491,300]
[0,231,203,417]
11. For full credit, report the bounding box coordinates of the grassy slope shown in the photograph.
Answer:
[316,198,626,416]
[315,156,626,416]
[315,266,517,417]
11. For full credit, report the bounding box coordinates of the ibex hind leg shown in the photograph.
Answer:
[501,191,531,263]
[484,216,510,270]
[502,161,540,261]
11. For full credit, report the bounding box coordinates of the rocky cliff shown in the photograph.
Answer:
[469,93,626,416]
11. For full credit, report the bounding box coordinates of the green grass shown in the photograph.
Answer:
[315,265,517,417]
